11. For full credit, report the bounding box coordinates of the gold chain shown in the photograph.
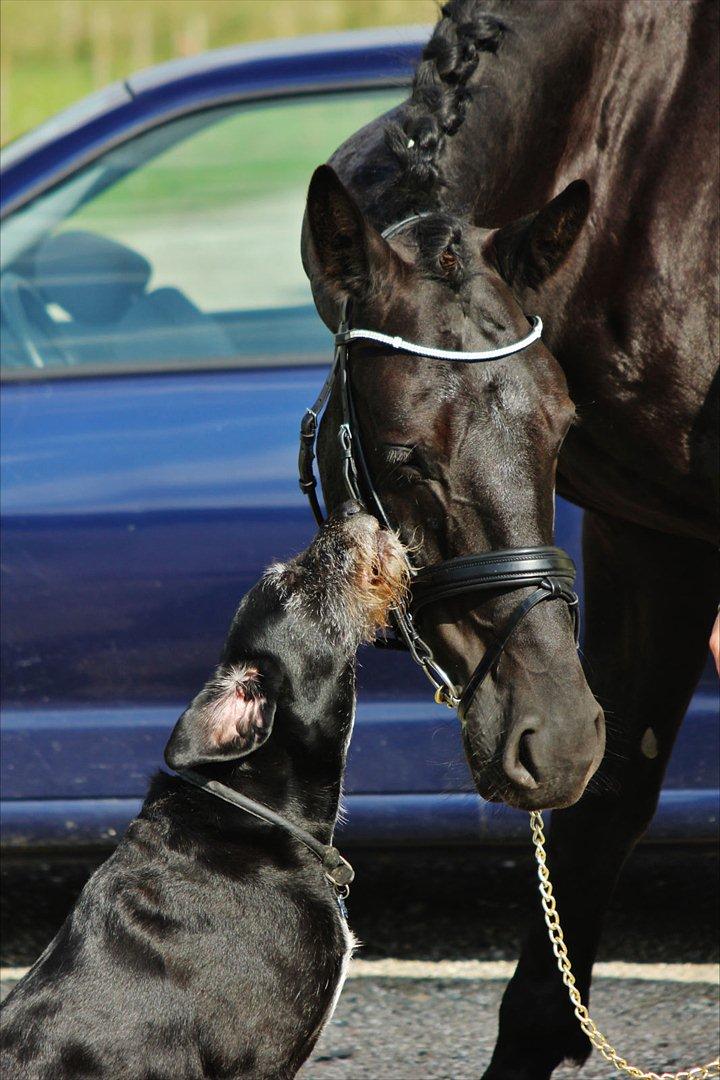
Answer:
[529,811,720,1080]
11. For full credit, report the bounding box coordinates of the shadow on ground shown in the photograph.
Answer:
[2,843,718,967]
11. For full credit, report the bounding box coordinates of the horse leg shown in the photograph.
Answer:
[483,510,718,1080]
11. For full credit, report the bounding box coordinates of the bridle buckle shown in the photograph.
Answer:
[322,846,355,887]
[300,408,317,441]
[338,423,353,455]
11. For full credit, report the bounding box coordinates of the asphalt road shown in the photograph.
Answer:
[2,845,718,1078]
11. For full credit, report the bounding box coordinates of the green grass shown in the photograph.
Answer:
[0,0,436,145]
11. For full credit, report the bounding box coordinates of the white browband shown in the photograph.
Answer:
[335,314,543,362]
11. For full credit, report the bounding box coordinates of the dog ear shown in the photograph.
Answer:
[489,180,590,290]
[164,663,277,770]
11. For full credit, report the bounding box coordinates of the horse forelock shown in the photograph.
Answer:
[413,212,469,290]
[384,1,506,209]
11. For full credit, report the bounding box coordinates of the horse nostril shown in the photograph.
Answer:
[503,726,540,791]
[518,733,538,781]
[339,500,363,518]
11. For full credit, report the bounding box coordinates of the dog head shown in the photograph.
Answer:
[265,500,409,652]
[164,504,408,769]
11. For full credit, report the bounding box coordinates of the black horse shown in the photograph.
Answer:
[301,1,719,1076]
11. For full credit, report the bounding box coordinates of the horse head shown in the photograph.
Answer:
[302,165,604,811]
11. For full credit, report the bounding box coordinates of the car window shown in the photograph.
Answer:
[0,90,402,376]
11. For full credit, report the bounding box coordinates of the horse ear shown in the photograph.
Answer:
[490,180,590,290]
[304,164,406,312]
[164,663,276,770]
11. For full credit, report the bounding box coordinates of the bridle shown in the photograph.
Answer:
[299,213,579,718]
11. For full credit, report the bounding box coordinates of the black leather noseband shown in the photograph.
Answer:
[413,548,578,717]
[299,213,579,717]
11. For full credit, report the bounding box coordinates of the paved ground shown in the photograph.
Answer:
[2,845,718,1078]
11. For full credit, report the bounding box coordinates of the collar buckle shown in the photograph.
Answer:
[322,847,355,887]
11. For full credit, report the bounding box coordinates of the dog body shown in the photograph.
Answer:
[1,507,407,1079]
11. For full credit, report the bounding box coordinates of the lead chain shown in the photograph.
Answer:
[529,812,720,1080]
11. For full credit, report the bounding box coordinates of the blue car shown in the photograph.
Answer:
[1,28,717,850]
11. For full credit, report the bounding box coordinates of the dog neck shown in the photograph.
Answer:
[171,766,355,891]
[225,697,355,846]
[161,671,356,849]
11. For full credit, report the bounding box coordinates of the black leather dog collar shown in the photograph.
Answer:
[172,768,354,890]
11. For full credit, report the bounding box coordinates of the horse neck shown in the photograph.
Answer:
[444,0,717,539]
[333,1,621,233]
[419,1,707,227]
[435,0,624,226]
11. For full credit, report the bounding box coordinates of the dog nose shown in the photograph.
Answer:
[339,501,363,518]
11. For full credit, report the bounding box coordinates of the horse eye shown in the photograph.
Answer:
[381,444,426,490]
[383,444,414,465]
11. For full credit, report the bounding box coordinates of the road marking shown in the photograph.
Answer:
[1,968,30,980]
[2,961,717,986]
[346,960,719,984]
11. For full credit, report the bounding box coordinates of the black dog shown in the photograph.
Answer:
[1,504,407,1079]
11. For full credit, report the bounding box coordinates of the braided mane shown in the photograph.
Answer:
[385,1,505,208]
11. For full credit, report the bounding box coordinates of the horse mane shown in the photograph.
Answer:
[385,0,506,207]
